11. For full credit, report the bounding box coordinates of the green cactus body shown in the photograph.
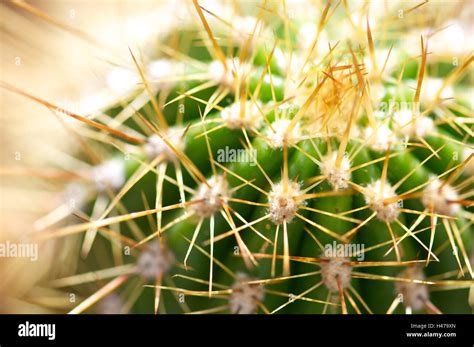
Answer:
[7,1,473,316]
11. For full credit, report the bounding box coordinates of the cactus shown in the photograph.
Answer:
[2,0,473,315]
